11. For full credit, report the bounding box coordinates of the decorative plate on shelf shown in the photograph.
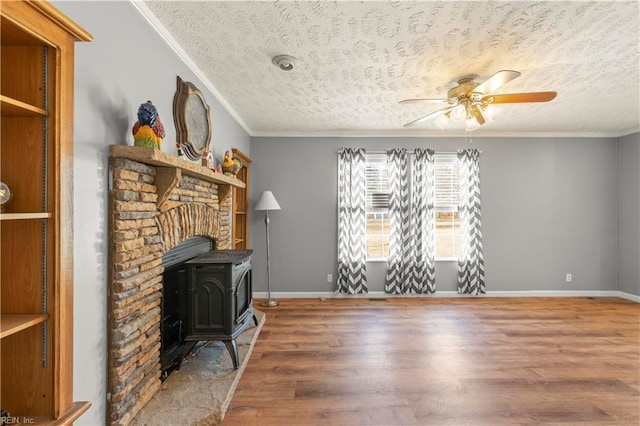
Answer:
[173,76,212,161]
[0,182,12,212]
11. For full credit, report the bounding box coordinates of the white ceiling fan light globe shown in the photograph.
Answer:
[434,113,449,129]
[465,118,481,132]
[483,105,499,121]
[450,104,466,121]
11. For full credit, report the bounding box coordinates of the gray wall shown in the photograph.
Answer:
[618,133,640,296]
[43,2,639,424]
[53,2,250,424]
[249,136,620,294]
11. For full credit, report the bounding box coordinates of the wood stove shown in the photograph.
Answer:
[185,250,257,369]
[160,248,256,378]
[160,237,213,379]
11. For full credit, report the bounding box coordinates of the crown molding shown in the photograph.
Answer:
[130,0,254,136]
[250,130,635,139]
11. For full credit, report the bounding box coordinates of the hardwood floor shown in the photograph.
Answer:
[224,297,640,425]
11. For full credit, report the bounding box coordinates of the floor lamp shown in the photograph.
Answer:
[254,190,281,307]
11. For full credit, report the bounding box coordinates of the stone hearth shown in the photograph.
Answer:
[107,146,244,425]
[130,310,265,425]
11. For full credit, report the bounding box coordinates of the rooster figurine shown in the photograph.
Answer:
[132,101,165,149]
[222,150,242,176]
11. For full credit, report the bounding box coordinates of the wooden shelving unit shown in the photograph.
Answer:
[1,94,48,116]
[0,314,48,339]
[0,1,92,423]
[231,149,252,249]
[0,213,53,220]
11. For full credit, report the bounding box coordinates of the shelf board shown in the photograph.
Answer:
[1,94,47,116]
[31,401,92,425]
[0,212,52,220]
[110,145,245,188]
[1,314,48,339]
[234,211,247,215]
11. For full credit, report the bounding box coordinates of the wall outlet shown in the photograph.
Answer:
[566,273,572,283]
[327,274,333,282]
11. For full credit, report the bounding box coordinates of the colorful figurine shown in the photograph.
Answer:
[222,150,242,176]
[132,101,165,149]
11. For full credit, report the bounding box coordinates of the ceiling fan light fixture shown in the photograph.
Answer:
[465,117,481,132]
[400,69,556,130]
[272,55,297,71]
[433,113,449,129]
[483,105,498,121]
[450,104,466,121]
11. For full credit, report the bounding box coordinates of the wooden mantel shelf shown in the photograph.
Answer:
[110,145,244,205]
[110,145,245,188]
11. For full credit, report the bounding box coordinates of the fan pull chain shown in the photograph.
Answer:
[465,131,473,145]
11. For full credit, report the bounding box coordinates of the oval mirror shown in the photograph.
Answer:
[173,76,212,161]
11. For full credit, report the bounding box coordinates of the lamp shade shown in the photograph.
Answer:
[254,190,281,211]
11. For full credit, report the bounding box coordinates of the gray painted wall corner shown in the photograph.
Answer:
[618,132,640,296]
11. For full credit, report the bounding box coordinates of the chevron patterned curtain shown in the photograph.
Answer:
[457,149,485,294]
[385,149,410,294]
[337,148,368,294]
[409,148,436,293]
[385,149,436,294]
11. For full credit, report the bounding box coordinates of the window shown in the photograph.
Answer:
[365,154,390,259]
[364,152,461,260]
[434,153,461,259]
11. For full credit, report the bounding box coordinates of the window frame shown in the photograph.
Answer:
[363,151,461,262]
[433,153,460,261]
[365,153,390,261]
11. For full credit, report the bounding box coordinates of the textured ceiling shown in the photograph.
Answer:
[140,1,639,137]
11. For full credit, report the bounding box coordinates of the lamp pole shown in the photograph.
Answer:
[255,190,280,307]
[260,210,278,307]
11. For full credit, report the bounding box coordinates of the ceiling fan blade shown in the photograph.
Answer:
[399,98,447,105]
[473,70,521,95]
[473,105,486,125]
[482,91,557,104]
[403,107,452,127]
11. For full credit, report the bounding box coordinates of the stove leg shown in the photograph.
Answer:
[224,339,239,370]
[253,314,258,326]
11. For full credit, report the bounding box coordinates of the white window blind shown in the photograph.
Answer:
[434,153,460,259]
[365,153,389,212]
[365,153,390,259]
[434,153,459,211]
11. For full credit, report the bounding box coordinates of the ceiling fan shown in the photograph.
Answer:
[401,70,557,130]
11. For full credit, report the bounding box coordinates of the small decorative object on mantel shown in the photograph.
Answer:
[0,181,12,213]
[201,150,214,169]
[176,142,184,157]
[132,100,165,149]
[222,150,242,177]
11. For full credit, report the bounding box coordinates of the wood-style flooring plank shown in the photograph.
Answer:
[224,297,640,425]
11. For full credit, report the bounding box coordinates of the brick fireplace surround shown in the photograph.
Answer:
[107,146,244,425]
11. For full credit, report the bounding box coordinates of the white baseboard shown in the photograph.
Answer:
[254,290,640,302]
[617,291,640,302]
